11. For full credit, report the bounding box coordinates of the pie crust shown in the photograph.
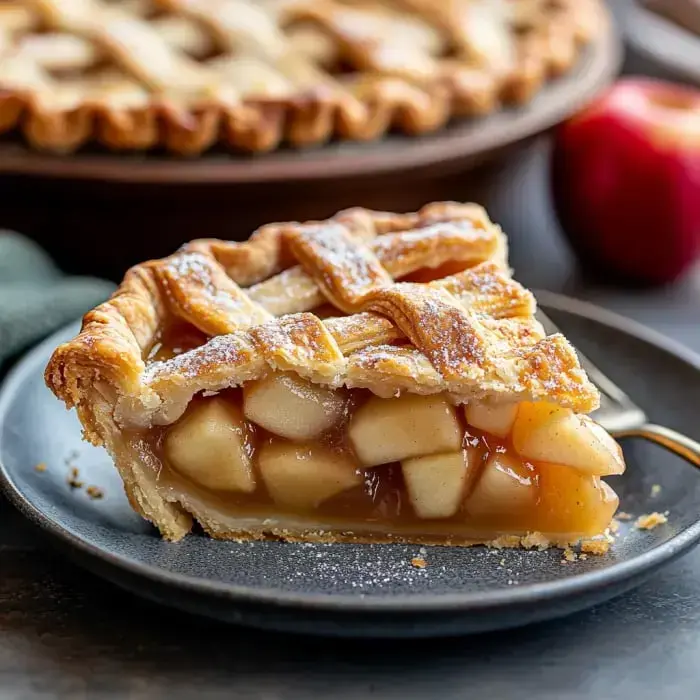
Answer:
[45,202,624,547]
[0,0,607,155]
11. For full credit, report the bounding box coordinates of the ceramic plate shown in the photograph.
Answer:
[1,294,700,638]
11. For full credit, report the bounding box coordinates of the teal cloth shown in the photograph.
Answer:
[0,232,115,366]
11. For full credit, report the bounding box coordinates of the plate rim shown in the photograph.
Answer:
[2,291,700,614]
[0,23,620,185]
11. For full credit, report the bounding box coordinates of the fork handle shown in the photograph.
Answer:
[614,424,700,469]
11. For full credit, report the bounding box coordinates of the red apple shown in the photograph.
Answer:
[551,78,700,285]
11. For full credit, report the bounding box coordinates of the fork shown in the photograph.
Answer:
[536,309,700,469]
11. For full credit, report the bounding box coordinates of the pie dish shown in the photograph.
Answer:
[44,202,625,548]
[0,0,606,155]
[645,0,700,36]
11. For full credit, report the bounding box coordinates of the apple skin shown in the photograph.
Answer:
[551,78,700,285]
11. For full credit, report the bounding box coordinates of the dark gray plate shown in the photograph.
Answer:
[1,293,700,638]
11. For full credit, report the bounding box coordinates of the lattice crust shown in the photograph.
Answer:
[0,0,607,154]
[45,201,600,540]
[46,201,599,429]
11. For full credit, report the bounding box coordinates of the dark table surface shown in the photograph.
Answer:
[2,139,700,700]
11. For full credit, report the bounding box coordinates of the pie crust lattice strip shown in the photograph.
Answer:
[45,202,624,547]
[0,0,607,155]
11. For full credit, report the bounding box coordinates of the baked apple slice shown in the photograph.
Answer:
[348,394,462,467]
[164,398,256,493]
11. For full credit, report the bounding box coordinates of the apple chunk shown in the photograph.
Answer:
[537,463,619,536]
[258,440,363,510]
[348,394,462,467]
[466,452,537,518]
[402,448,480,519]
[465,401,518,437]
[243,371,347,441]
[164,398,256,493]
[512,402,625,476]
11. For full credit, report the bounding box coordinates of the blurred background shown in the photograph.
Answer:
[1,0,699,360]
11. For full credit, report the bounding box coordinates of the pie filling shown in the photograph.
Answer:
[136,366,623,543]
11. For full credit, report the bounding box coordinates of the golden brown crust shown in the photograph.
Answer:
[45,201,601,540]
[0,0,608,155]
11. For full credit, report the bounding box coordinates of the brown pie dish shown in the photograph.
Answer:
[0,0,607,155]
[44,202,625,548]
[645,0,700,37]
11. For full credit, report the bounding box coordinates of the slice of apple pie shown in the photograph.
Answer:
[45,202,624,547]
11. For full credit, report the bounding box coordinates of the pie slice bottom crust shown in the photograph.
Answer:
[45,202,625,549]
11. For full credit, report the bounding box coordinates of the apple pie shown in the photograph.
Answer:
[45,202,624,547]
[0,0,606,155]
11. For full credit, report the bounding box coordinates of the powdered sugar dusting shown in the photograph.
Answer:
[165,252,271,329]
[371,219,493,269]
[288,222,392,304]
[437,262,535,318]
[249,313,344,382]
[167,252,214,288]
[368,285,487,383]
[133,210,598,415]
[145,333,256,382]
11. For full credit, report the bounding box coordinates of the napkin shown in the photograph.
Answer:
[0,232,114,367]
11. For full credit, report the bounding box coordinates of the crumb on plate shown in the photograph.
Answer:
[34,462,47,473]
[561,548,578,564]
[650,484,662,498]
[635,512,668,530]
[67,466,84,489]
[411,556,427,569]
[86,485,104,500]
[580,538,611,556]
[520,531,550,551]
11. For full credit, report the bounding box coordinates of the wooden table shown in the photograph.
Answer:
[2,140,700,699]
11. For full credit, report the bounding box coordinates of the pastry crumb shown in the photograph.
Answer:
[579,553,588,561]
[616,512,633,521]
[609,519,620,534]
[635,512,668,530]
[86,485,104,500]
[34,462,47,473]
[67,466,84,489]
[520,531,550,550]
[411,556,427,569]
[650,484,662,498]
[561,548,578,564]
[491,534,525,549]
[580,538,611,555]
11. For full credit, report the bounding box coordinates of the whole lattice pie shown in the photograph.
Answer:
[0,0,606,155]
[45,202,625,548]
